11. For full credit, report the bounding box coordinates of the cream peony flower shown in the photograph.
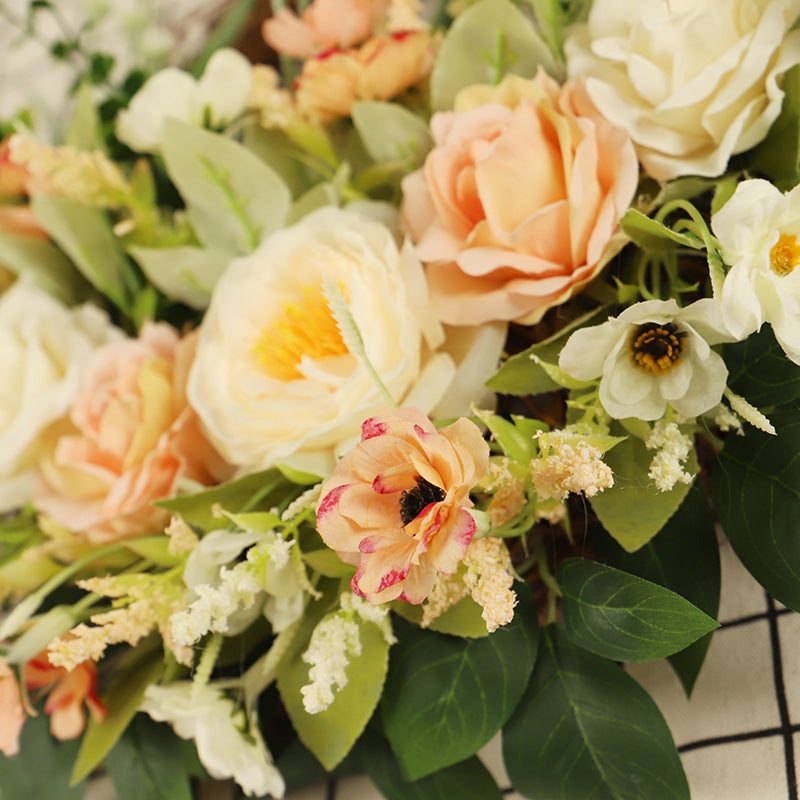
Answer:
[140,682,284,798]
[115,48,253,153]
[565,0,800,181]
[711,178,800,364]
[187,205,504,477]
[0,279,120,513]
[559,298,732,420]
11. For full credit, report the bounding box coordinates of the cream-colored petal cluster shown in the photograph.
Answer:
[530,440,614,501]
[463,536,517,633]
[645,419,693,492]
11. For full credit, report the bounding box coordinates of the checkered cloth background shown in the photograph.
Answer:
[84,537,797,800]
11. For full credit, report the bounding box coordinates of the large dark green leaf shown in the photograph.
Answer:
[105,715,192,800]
[558,558,718,662]
[724,326,800,407]
[362,732,503,800]
[592,484,721,695]
[381,583,538,781]
[0,710,85,800]
[711,403,800,610]
[503,625,690,800]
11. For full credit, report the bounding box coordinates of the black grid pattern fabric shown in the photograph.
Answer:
[285,538,797,800]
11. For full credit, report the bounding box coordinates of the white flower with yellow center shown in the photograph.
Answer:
[188,205,505,477]
[559,298,731,420]
[712,178,800,364]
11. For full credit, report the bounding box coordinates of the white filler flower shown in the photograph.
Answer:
[559,298,731,420]
[712,178,800,364]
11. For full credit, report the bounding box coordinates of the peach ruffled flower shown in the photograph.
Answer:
[263,0,388,58]
[294,30,437,123]
[315,407,489,604]
[0,138,47,238]
[34,322,230,542]
[402,70,638,326]
[24,652,106,740]
[0,658,25,756]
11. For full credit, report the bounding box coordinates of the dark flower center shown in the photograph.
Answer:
[400,477,446,525]
[629,321,686,374]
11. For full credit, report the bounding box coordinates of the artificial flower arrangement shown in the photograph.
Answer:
[1,0,800,798]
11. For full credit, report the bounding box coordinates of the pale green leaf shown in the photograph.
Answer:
[620,208,700,251]
[121,536,183,566]
[351,101,433,166]
[287,182,339,225]
[65,82,104,150]
[302,549,355,579]
[390,593,490,638]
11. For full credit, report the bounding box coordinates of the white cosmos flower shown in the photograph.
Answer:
[711,178,800,364]
[187,205,505,477]
[115,48,253,153]
[559,298,732,420]
[140,681,284,798]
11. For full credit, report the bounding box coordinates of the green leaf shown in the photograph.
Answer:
[156,469,288,530]
[619,208,700,251]
[286,182,339,225]
[161,118,291,255]
[0,710,85,800]
[589,432,695,552]
[127,244,231,309]
[724,325,800,407]
[302,549,356,579]
[558,558,719,662]
[711,403,800,611]
[479,412,538,462]
[277,585,391,770]
[72,654,164,784]
[65,82,104,150]
[430,0,558,112]
[363,733,503,800]
[592,483,721,695]
[0,230,86,304]
[189,0,260,75]
[105,715,192,800]
[351,101,433,167]
[121,536,182,566]
[390,593,490,638]
[30,193,135,311]
[243,123,318,197]
[487,306,608,395]
[503,625,690,800]
[381,582,538,781]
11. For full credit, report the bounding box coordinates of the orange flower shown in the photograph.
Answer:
[24,652,106,740]
[0,658,25,756]
[316,407,489,604]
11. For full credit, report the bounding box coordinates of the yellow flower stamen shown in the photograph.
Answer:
[770,233,800,277]
[630,322,686,375]
[252,285,348,381]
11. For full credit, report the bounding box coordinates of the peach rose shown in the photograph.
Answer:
[262,0,388,58]
[294,31,436,122]
[315,407,489,604]
[0,658,25,756]
[402,70,638,325]
[24,651,106,740]
[34,322,229,542]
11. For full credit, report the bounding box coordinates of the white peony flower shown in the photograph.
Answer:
[187,205,505,477]
[711,178,800,364]
[0,279,120,512]
[115,47,253,153]
[559,298,732,420]
[565,0,800,181]
[140,681,285,798]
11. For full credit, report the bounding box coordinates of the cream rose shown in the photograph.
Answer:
[565,0,800,181]
[187,205,504,477]
[401,70,638,325]
[0,279,119,513]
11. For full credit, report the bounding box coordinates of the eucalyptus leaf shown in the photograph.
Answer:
[127,244,231,309]
[589,431,695,552]
[430,0,558,112]
[592,484,720,695]
[381,583,538,781]
[363,733,503,800]
[503,625,690,800]
[287,182,340,224]
[161,118,291,255]
[712,403,800,610]
[558,558,718,662]
[105,715,192,800]
[243,123,317,197]
[30,193,135,311]
[352,101,433,166]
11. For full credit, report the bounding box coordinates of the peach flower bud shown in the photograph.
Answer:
[263,0,388,58]
[402,70,638,326]
[24,651,106,740]
[316,407,489,604]
[34,322,230,542]
[295,30,436,122]
[0,658,25,756]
